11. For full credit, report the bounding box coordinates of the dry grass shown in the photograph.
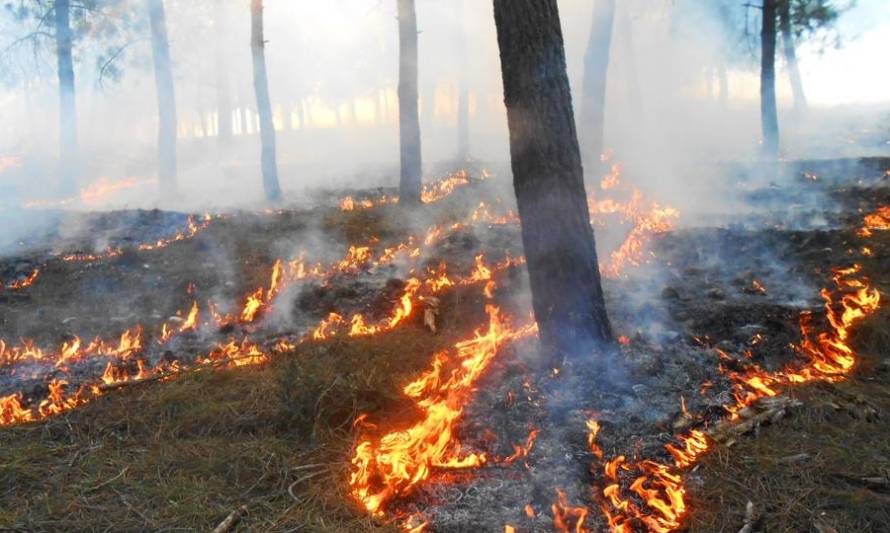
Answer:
[0,320,466,531]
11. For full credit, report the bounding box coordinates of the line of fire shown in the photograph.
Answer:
[1,1,889,532]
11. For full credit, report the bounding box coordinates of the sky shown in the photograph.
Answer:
[798,0,890,105]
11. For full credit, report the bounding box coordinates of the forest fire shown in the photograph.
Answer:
[22,177,157,209]
[1,0,887,529]
[60,213,216,262]
[0,268,40,290]
[349,305,538,515]
[859,205,890,236]
[339,170,475,212]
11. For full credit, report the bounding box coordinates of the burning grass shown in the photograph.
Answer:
[3,161,890,532]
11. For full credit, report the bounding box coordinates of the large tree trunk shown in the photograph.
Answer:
[147,0,178,195]
[54,0,77,196]
[251,0,282,202]
[578,0,615,177]
[779,0,807,114]
[456,0,469,160]
[397,0,422,205]
[493,0,614,366]
[214,0,233,144]
[760,0,779,158]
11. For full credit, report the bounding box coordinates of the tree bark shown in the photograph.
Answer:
[214,0,233,144]
[54,0,77,195]
[493,0,614,366]
[578,0,615,177]
[779,0,807,114]
[397,0,422,205]
[147,0,178,194]
[251,0,282,202]
[760,0,780,159]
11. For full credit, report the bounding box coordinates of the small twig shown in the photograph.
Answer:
[84,466,128,492]
[212,505,248,533]
[287,470,327,502]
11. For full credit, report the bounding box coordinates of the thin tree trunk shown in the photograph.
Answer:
[456,0,469,160]
[54,0,77,195]
[148,0,178,194]
[579,0,615,177]
[779,0,807,114]
[761,0,779,158]
[397,0,422,205]
[717,62,729,108]
[251,0,282,202]
[214,0,233,144]
[493,0,614,366]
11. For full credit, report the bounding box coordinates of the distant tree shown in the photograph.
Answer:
[147,0,177,194]
[397,0,422,205]
[54,0,77,195]
[250,0,281,202]
[492,0,614,366]
[214,0,233,144]
[779,0,806,113]
[578,0,615,177]
[761,0,779,158]
[455,0,469,161]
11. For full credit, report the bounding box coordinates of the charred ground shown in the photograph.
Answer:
[0,159,889,532]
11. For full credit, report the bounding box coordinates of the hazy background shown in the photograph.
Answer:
[0,0,888,214]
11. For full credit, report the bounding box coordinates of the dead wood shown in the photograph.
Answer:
[212,505,248,533]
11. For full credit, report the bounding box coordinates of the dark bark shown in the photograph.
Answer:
[54,0,77,195]
[397,0,422,204]
[578,0,615,176]
[493,0,614,365]
[456,0,469,160]
[250,0,282,202]
[761,0,780,158]
[779,0,807,114]
[214,0,233,143]
[147,0,178,194]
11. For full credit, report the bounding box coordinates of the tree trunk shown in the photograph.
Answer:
[578,0,615,177]
[717,62,729,108]
[214,0,233,144]
[251,0,282,202]
[779,0,807,114]
[148,0,178,195]
[493,0,614,366]
[760,0,779,159]
[397,0,422,205]
[54,0,77,196]
[456,0,469,160]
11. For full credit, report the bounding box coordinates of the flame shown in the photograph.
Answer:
[586,419,603,459]
[420,170,471,204]
[339,169,479,211]
[860,205,890,236]
[23,177,158,209]
[586,162,680,278]
[61,214,216,262]
[552,489,589,533]
[0,269,40,291]
[592,264,880,532]
[349,306,537,514]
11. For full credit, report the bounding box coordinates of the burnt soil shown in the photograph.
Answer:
[1,158,889,532]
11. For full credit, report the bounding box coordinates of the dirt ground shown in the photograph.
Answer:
[1,159,889,532]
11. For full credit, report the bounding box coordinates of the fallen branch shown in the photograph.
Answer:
[212,505,248,533]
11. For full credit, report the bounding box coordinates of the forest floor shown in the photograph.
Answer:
[1,158,889,532]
